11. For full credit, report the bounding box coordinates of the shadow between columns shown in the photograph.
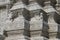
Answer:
[41,11,49,39]
[23,9,31,40]
[24,19,31,40]
[56,24,60,39]
[54,13,60,39]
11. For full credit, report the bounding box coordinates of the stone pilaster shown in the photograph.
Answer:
[44,1,59,40]
[0,0,11,40]
[26,0,49,40]
[27,0,43,31]
[5,1,30,40]
[30,12,43,40]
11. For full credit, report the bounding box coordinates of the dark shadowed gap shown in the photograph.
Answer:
[41,11,49,39]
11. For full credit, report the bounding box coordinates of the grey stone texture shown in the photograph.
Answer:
[0,0,60,40]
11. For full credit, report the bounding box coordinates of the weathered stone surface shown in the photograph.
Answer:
[30,36,48,40]
[0,8,8,35]
[44,1,58,32]
[5,15,24,30]
[0,0,11,6]
[10,2,26,11]
[30,14,43,30]
[0,0,60,40]
[27,3,42,11]
[30,30,42,37]
[5,35,26,40]
[48,12,58,32]
[56,0,60,4]
[49,38,59,40]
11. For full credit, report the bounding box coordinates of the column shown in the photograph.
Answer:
[55,1,60,40]
[5,9,29,40]
[0,0,11,40]
[27,0,48,40]
[5,1,29,40]
[44,1,58,40]
[48,12,58,40]
[30,12,48,40]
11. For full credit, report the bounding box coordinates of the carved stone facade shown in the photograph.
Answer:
[0,0,60,40]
